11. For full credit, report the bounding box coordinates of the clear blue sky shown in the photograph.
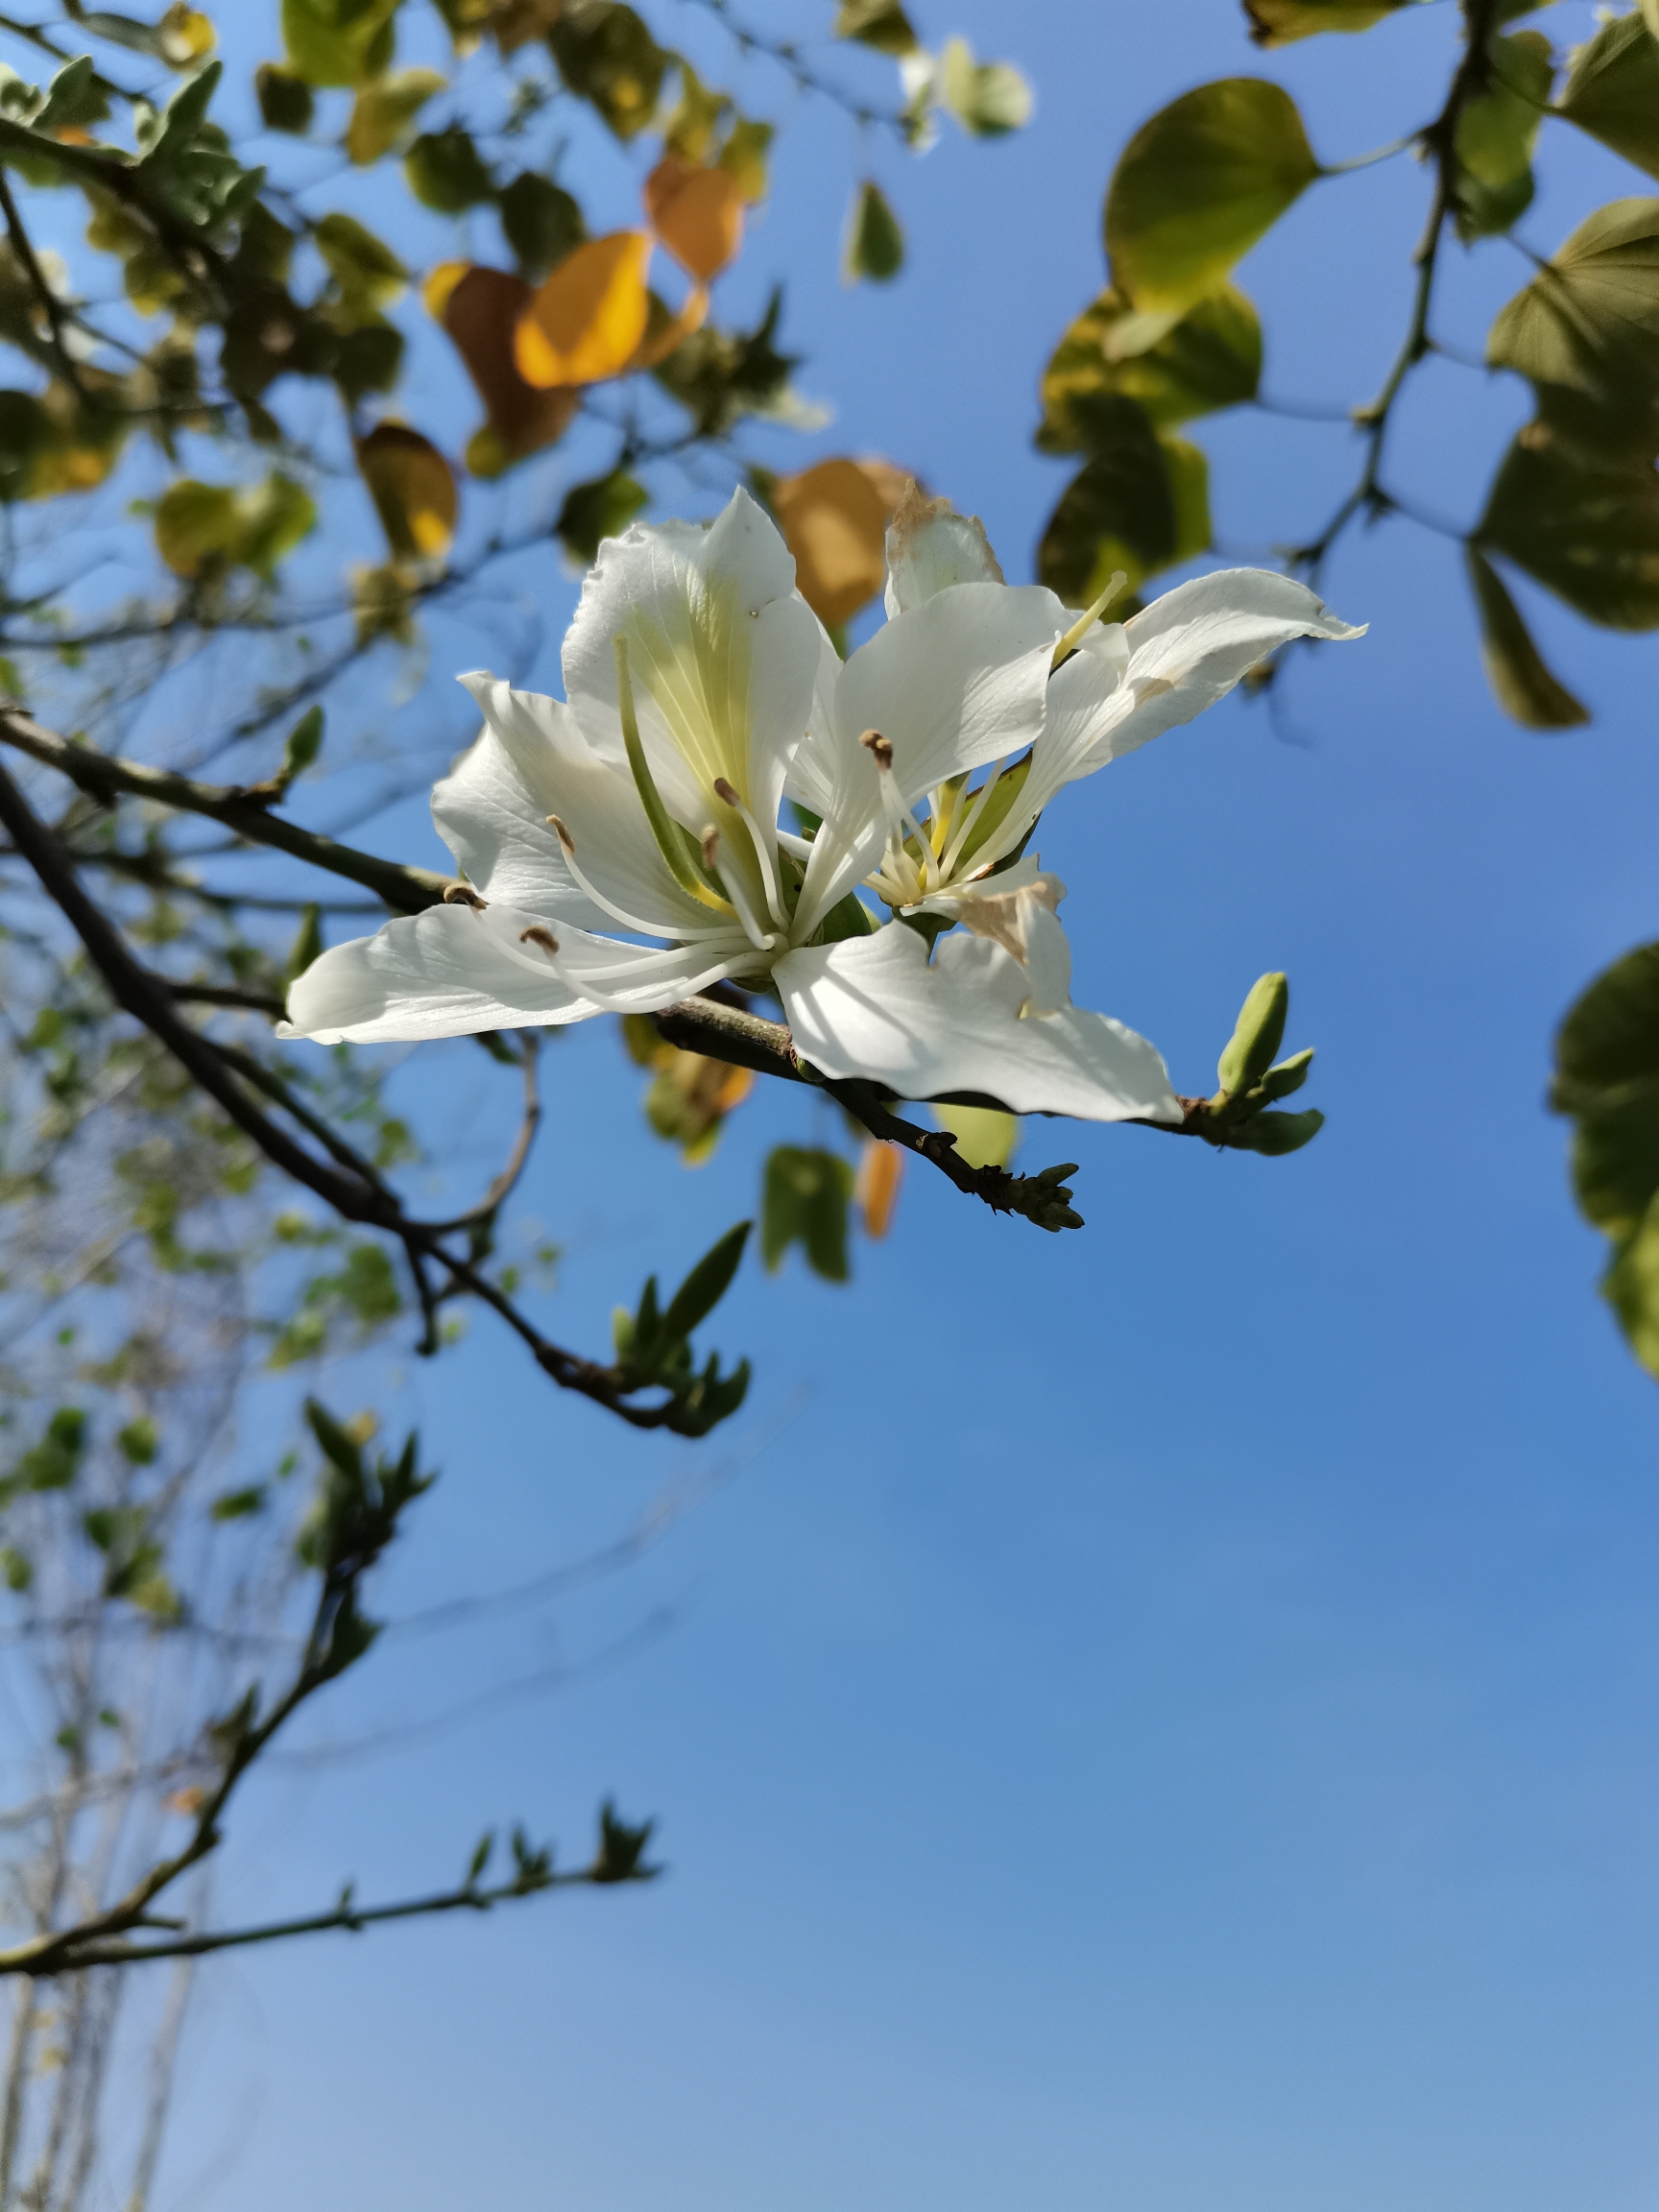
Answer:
[151,3,1659,2206]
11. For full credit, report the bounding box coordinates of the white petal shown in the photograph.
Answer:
[882,486,1004,616]
[280,901,597,1046]
[775,922,1180,1124]
[791,583,1066,934]
[1081,567,1364,772]
[455,674,724,941]
[435,687,605,927]
[915,867,1070,1012]
[560,486,821,848]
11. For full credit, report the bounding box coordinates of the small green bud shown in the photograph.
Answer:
[1217,973,1288,1098]
[1226,1107,1324,1157]
[1258,1047,1313,1102]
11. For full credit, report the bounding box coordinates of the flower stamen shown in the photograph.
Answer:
[712,775,788,929]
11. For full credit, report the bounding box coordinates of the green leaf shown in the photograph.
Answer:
[1476,426,1659,631]
[590,1798,658,1883]
[546,1,666,140]
[659,1219,751,1342]
[357,422,457,562]
[1224,1107,1325,1155]
[843,178,903,283]
[1454,31,1552,240]
[345,64,443,164]
[1486,199,1659,464]
[281,704,325,782]
[556,469,647,564]
[1037,399,1210,602]
[498,171,584,278]
[1465,545,1589,729]
[1217,972,1288,1096]
[1559,11,1659,182]
[315,211,406,311]
[0,1549,31,1594]
[929,1103,1017,1169]
[1037,284,1261,449]
[834,0,919,53]
[938,37,1031,137]
[210,1484,268,1520]
[404,125,494,212]
[1105,78,1319,316]
[116,1416,157,1466]
[282,0,398,87]
[286,902,324,981]
[1245,0,1407,41]
[254,60,314,132]
[760,1146,854,1282]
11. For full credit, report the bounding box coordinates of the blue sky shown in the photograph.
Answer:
[134,2,1659,2205]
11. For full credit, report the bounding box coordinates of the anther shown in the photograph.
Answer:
[518,926,560,955]
[860,730,893,769]
[712,776,739,805]
[444,882,488,909]
[701,825,721,873]
[545,813,575,853]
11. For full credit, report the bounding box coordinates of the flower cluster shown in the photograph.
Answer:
[282,485,1360,1124]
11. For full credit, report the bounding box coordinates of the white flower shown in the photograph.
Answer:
[281,486,1362,1126]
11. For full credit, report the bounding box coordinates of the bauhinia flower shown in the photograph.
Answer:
[282,485,1362,1126]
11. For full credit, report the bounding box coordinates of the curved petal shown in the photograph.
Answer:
[279,901,598,1046]
[1079,568,1364,772]
[561,486,822,848]
[455,675,726,941]
[791,583,1067,934]
[775,922,1180,1123]
[882,486,1004,616]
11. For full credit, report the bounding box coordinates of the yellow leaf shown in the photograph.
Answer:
[929,1103,1017,1170]
[644,153,745,279]
[156,3,214,64]
[356,422,457,562]
[771,455,912,628]
[628,281,709,371]
[346,66,445,165]
[515,230,652,387]
[855,1140,903,1238]
[421,257,470,322]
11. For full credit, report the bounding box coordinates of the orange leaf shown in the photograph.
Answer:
[434,264,579,467]
[515,231,653,389]
[856,1140,903,1239]
[772,456,916,629]
[644,154,745,281]
[628,281,709,371]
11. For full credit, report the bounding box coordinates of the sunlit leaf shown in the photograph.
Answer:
[938,37,1031,136]
[844,177,902,283]
[1559,11,1659,181]
[661,57,729,163]
[771,454,909,628]
[1105,78,1319,315]
[431,262,578,464]
[155,472,316,580]
[1245,0,1406,40]
[1477,424,1659,631]
[356,422,456,561]
[1038,283,1260,449]
[281,0,398,87]
[315,211,406,311]
[854,1140,903,1237]
[644,154,745,280]
[514,229,651,386]
[834,0,919,53]
[1454,31,1552,240]
[498,170,584,277]
[1465,545,1589,729]
[546,0,666,139]
[930,1103,1017,1169]
[345,65,443,164]
[718,117,774,203]
[1487,199,1659,463]
[556,467,647,563]
[157,5,215,64]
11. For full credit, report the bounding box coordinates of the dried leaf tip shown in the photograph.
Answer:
[545,813,575,853]
[859,729,894,769]
[444,882,488,909]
